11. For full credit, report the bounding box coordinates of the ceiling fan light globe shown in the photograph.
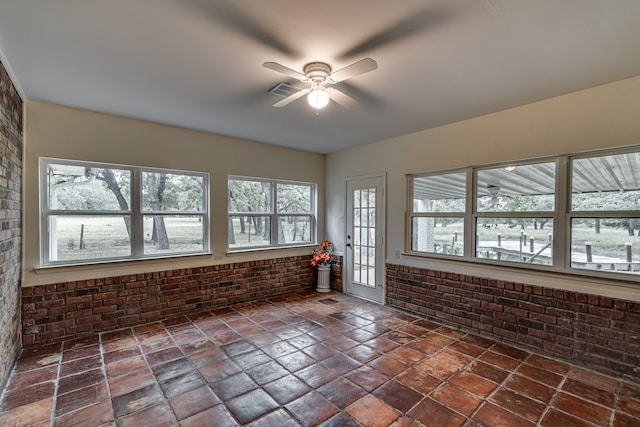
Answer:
[307,88,329,109]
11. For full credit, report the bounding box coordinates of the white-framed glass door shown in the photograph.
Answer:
[345,175,385,303]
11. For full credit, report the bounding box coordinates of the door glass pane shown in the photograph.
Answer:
[353,187,376,288]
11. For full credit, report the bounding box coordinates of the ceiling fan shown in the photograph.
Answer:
[263,58,378,109]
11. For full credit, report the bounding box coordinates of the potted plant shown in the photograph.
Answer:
[311,239,334,292]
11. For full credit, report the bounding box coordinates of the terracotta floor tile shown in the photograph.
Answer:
[296,363,339,388]
[6,365,57,391]
[319,412,361,427]
[562,377,616,407]
[415,356,461,379]
[60,354,103,377]
[346,366,390,392]
[2,291,636,427]
[345,344,381,363]
[539,407,593,427]
[368,355,407,377]
[287,391,340,426]
[396,367,441,394]
[409,398,466,427]
[112,383,163,417]
[504,373,555,402]
[263,374,311,405]
[449,371,497,398]
[347,395,402,427]
[226,389,279,424]
[490,388,545,422]
[388,346,426,365]
[613,411,640,427]
[115,402,176,427]
[168,385,221,421]
[432,383,482,416]
[474,402,534,427]
[159,370,205,398]
[527,353,570,375]
[247,408,302,427]
[552,391,613,426]
[55,400,113,427]
[321,353,361,375]
[199,358,241,383]
[146,346,184,366]
[617,394,640,418]
[318,377,367,409]
[108,368,155,397]
[277,350,316,372]
[567,367,619,393]
[373,380,424,413]
[105,355,147,378]
[246,360,289,385]
[55,382,109,416]
[491,342,530,360]
[210,372,257,401]
[478,350,521,371]
[465,361,509,384]
[0,399,53,426]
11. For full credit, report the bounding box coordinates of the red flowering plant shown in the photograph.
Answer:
[311,239,335,268]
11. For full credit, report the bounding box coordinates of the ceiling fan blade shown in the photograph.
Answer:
[272,88,310,107]
[329,58,378,83]
[339,7,453,58]
[263,62,307,81]
[326,87,358,108]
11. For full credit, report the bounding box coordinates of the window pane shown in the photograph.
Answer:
[476,218,553,265]
[143,215,204,255]
[571,152,640,211]
[411,217,464,256]
[477,162,555,212]
[48,215,131,261]
[278,216,312,244]
[47,164,130,211]
[570,218,640,273]
[412,172,466,213]
[228,215,272,248]
[228,179,272,213]
[277,183,312,213]
[142,172,204,212]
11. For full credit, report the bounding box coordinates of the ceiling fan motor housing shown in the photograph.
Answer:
[303,62,332,81]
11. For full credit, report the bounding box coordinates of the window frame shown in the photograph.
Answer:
[227,176,317,251]
[406,145,640,281]
[40,157,210,266]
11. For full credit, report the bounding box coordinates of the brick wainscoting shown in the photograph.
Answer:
[0,61,23,389]
[386,263,640,382]
[22,256,314,348]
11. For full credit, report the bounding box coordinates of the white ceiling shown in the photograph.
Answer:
[1,0,639,154]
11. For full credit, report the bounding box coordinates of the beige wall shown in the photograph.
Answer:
[23,101,325,286]
[326,76,640,301]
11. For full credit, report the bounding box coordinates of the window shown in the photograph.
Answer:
[407,146,640,278]
[228,177,316,250]
[570,151,640,273]
[409,171,466,256]
[41,158,209,265]
[475,161,556,266]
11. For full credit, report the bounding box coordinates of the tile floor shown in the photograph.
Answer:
[1,291,639,427]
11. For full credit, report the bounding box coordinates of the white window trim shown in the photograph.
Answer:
[40,158,210,266]
[406,146,640,282]
[228,176,317,251]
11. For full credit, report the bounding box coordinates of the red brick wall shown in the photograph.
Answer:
[0,60,23,390]
[386,263,640,382]
[22,256,314,348]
